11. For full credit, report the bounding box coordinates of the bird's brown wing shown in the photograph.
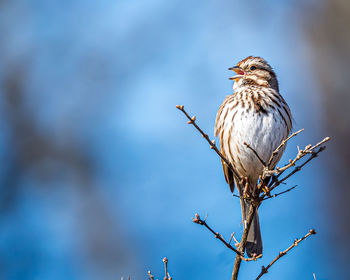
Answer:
[214,95,237,193]
[221,151,235,193]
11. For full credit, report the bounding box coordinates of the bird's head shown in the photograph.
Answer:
[229,56,279,91]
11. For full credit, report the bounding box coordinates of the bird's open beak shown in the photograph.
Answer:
[228,66,245,81]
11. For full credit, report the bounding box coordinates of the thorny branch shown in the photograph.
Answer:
[176,104,329,280]
[256,229,317,279]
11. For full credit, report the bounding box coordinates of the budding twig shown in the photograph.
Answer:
[147,271,155,280]
[259,137,330,200]
[192,213,243,256]
[264,137,330,179]
[266,146,326,195]
[256,229,316,279]
[163,257,169,280]
[241,254,263,262]
[148,258,172,280]
[229,232,240,247]
[267,129,304,168]
[262,185,297,201]
[176,105,241,180]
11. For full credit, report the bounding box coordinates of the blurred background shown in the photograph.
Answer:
[0,0,349,279]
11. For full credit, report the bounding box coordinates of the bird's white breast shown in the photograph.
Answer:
[216,87,290,184]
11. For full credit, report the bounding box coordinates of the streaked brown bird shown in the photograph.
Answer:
[214,56,292,257]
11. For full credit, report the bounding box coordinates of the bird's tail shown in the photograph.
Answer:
[241,199,263,257]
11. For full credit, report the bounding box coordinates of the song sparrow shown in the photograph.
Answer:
[214,56,292,257]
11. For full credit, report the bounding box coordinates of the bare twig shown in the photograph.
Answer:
[244,142,267,167]
[148,258,172,280]
[163,257,169,280]
[258,138,330,200]
[228,233,234,245]
[256,229,316,279]
[229,232,240,247]
[193,213,243,256]
[176,105,241,180]
[231,203,257,280]
[267,146,326,196]
[262,185,297,201]
[264,137,330,179]
[147,271,155,280]
[241,254,263,262]
[267,129,304,167]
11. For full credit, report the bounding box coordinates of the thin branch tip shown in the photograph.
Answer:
[192,212,243,256]
[147,270,155,280]
[256,228,316,279]
[176,104,241,180]
[192,213,202,224]
[243,141,267,167]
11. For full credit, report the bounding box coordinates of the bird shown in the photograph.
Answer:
[214,56,292,257]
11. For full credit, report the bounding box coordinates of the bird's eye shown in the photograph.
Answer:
[250,66,257,71]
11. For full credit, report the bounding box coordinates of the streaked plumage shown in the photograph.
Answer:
[214,56,292,257]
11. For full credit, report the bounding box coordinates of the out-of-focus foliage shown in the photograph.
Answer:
[0,0,347,279]
[303,0,350,272]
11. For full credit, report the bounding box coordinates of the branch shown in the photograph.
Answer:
[267,129,304,168]
[176,104,329,279]
[264,137,330,179]
[231,203,257,280]
[259,136,330,199]
[267,146,326,195]
[256,229,316,279]
[229,232,240,247]
[262,185,297,201]
[244,142,267,167]
[147,271,154,280]
[148,258,173,280]
[176,105,241,180]
[163,257,172,280]
[241,254,263,262]
[192,213,243,256]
